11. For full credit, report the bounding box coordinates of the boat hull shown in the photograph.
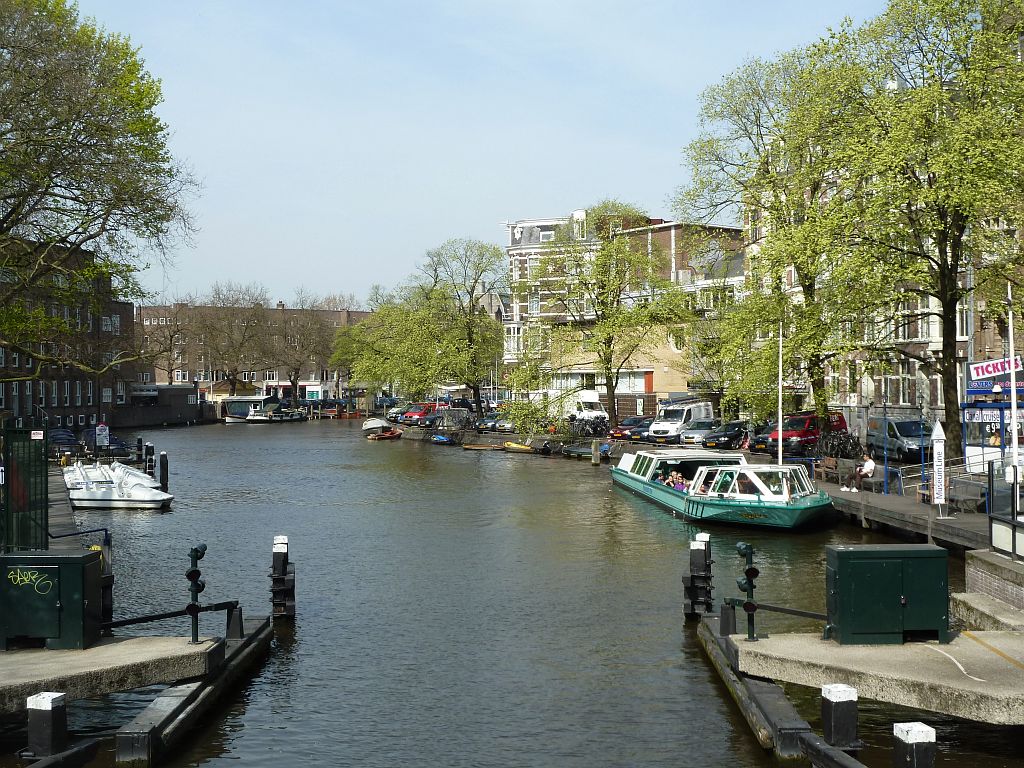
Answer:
[67,493,171,510]
[611,468,832,529]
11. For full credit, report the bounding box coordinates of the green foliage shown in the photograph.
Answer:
[337,240,505,406]
[530,199,690,425]
[0,0,194,373]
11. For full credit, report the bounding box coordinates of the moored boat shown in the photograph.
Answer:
[62,461,173,510]
[462,443,503,451]
[610,448,833,529]
[502,441,535,453]
[367,429,402,440]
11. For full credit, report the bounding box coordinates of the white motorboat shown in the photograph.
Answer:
[108,461,161,488]
[362,417,391,432]
[63,462,173,510]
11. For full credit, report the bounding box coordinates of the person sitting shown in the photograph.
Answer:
[841,453,876,492]
[674,476,687,492]
[665,471,678,487]
[989,431,1002,447]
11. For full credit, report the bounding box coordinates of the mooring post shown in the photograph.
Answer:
[135,437,143,463]
[893,722,935,768]
[270,535,296,619]
[683,532,714,621]
[144,442,155,476]
[591,439,600,465]
[226,605,244,639]
[159,452,169,492]
[821,684,860,751]
[26,692,68,758]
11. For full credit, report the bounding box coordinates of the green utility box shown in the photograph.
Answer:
[0,550,102,650]
[826,544,949,645]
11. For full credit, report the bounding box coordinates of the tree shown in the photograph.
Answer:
[679,51,897,428]
[822,0,1024,455]
[536,200,687,426]
[192,283,269,396]
[420,239,506,414]
[270,290,335,406]
[0,0,194,375]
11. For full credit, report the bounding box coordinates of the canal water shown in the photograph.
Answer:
[4,420,1024,766]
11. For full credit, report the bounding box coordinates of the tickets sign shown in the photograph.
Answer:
[969,356,1023,381]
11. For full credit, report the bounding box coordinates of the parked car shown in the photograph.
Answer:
[387,403,411,421]
[760,411,848,456]
[702,420,751,450]
[398,403,443,426]
[749,422,775,453]
[627,417,656,442]
[608,415,651,440]
[678,419,720,446]
[476,411,500,432]
[866,416,929,462]
[495,415,516,433]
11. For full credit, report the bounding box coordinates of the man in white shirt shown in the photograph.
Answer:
[841,453,875,492]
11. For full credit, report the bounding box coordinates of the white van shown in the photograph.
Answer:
[555,389,608,421]
[647,399,715,444]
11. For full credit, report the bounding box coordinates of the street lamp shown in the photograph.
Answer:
[882,380,889,495]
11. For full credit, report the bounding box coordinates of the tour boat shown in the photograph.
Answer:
[610,449,833,529]
[62,462,173,510]
[220,395,279,424]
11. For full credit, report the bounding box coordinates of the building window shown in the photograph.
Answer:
[144,317,151,325]
[539,231,554,242]
[159,317,166,325]
[0,383,5,409]
[38,380,45,407]
[142,372,151,383]
[112,315,120,335]
[102,387,112,404]
[11,351,17,367]
[75,380,81,406]
[80,414,87,425]
[101,316,111,332]
[50,380,57,407]
[529,293,540,314]
[956,301,970,339]
[11,381,18,416]
[87,381,93,405]
[116,381,125,404]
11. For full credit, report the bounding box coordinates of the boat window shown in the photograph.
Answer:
[756,470,787,495]
[712,470,737,495]
[634,456,652,478]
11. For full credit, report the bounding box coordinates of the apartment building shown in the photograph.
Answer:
[504,210,743,415]
[136,301,370,403]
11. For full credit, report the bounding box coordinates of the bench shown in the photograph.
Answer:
[820,457,840,484]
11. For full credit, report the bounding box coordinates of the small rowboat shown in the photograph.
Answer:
[367,429,402,441]
[502,441,536,454]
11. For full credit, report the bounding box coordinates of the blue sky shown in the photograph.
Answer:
[74,1,888,306]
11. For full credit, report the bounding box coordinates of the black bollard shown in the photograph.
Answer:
[821,684,861,750]
[893,722,935,768]
[26,692,68,757]
[145,442,156,476]
[683,533,714,620]
[159,452,168,492]
[270,535,296,619]
[135,437,143,463]
[226,605,244,639]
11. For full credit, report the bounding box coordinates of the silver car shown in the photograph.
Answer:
[678,419,720,446]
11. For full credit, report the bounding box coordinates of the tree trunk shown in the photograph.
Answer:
[470,383,483,416]
[604,377,618,426]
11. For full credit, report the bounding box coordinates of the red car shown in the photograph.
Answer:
[608,415,652,439]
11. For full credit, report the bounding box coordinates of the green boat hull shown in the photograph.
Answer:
[610,467,833,530]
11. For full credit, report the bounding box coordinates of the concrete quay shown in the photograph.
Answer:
[0,634,223,715]
[728,628,1024,725]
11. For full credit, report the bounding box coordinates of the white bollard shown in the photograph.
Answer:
[26,692,67,757]
[821,683,859,749]
[893,722,935,767]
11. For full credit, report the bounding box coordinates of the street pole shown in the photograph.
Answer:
[1009,283,1019,518]
[777,320,783,467]
[918,395,925,486]
[882,378,889,495]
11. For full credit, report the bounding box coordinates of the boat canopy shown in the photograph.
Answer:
[617,449,746,482]
[689,464,816,501]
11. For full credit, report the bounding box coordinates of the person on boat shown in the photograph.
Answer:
[736,475,756,495]
[673,476,687,492]
[841,453,875,493]
[666,471,679,487]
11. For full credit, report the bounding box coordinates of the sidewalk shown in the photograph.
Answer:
[819,476,990,550]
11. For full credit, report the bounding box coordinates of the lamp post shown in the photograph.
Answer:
[882,380,889,495]
[918,394,926,484]
[192,376,200,423]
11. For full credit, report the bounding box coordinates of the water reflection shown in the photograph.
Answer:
[0,422,1007,766]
